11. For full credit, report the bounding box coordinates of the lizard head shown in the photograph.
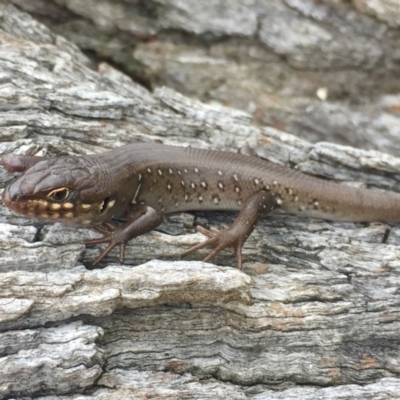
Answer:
[2,154,120,225]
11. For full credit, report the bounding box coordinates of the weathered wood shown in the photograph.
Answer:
[12,0,400,155]
[1,2,400,399]
[0,322,104,396]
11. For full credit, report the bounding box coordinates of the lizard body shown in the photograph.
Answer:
[2,143,400,267]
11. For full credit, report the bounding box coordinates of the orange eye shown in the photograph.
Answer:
[48,187,70,202]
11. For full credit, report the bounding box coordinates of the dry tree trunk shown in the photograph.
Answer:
[1,1,400,399]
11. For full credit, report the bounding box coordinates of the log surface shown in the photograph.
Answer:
[1,2,400,398]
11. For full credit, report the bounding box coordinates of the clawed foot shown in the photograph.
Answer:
[85,222,127,267]
[181,191,276,269]
[85,204,164,267]
[181,225,246,269]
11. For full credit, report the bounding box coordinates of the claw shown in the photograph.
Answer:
[85,204,164,267]
[181,190,276,269]
[85,225,123,266]
[119,243,126,264]
[90,241,118,267]
[181,226,219,257]
[182,225,245,269]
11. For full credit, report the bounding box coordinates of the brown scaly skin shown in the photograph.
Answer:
[3,143,400,268]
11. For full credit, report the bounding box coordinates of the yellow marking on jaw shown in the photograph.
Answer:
[37,200,48,207]
[62,202,74,209]
[65,212,74,218]
[81,204,92,210]
[51,213,60,219]
[50,203,61,210]
[24,199,49,209]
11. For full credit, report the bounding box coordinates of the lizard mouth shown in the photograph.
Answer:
[2,186,94,225]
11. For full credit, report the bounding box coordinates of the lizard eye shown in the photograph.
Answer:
[48,187,70,202]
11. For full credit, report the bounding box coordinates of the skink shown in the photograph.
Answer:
[2,143,400,268]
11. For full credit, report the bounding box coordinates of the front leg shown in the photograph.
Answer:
[85,204,163,267]
[182,190,277,269]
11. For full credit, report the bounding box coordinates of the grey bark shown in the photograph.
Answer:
[11,0,400,155]
[1,1,400,399]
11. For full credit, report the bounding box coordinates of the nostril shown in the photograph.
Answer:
[6,186,14,201]
[2,186,11,206]
[2,184,20,205]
